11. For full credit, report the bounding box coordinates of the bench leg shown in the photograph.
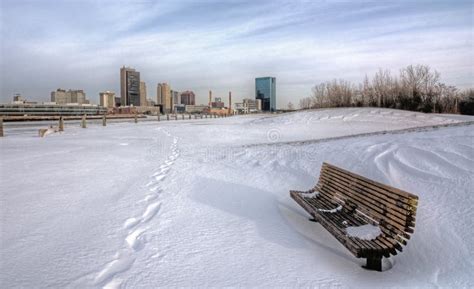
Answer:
[308,214,318,222]
[364,256,382,271]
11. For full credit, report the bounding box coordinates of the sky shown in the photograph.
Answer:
[0,0,473,108]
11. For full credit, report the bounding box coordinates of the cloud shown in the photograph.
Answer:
[1,0,472,107]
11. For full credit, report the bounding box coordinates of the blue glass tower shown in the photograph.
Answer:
[255,77,276,112]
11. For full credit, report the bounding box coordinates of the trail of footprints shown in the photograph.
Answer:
[95,128,180,288]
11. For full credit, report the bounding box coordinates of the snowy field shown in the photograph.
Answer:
[1,108,473,288]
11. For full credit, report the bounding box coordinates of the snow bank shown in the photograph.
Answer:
[1,108,473,288]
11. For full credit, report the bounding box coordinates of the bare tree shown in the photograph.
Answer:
[302,64,472,114]
[299,97,313,109]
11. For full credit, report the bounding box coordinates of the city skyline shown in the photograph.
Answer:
[1,0,472,107]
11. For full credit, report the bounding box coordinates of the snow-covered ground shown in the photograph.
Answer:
[1,108,473,288]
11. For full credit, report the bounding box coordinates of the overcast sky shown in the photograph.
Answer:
[1,0,472,107]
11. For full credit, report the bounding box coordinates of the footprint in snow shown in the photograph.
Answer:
[141,202,161,223]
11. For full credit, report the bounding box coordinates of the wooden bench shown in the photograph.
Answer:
[290,162,418,271]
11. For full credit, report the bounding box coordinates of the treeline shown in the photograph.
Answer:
[299,64,474,115]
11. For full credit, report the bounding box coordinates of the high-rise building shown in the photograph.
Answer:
[157,83,171,112]
[120,66,141,106]
[180,91,195,105]
[99,91,116,108]
[171,90,180,106]
[255,77,276,111]
[139,81,147,106]
[156,84,162,105]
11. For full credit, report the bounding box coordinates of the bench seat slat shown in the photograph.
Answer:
[304,194,385,255]
[302,191,399,256]
[318,178,415,233]
[320,176,415,227]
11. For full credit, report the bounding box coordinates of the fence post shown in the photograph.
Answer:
[81,114,87,128]
[134,114,138,123]
[157,114,160,121]
[167,114,170,121]
[59,116,64,131]
[0,117,4,137]
[102,114,106,126]
[189,114,191,120]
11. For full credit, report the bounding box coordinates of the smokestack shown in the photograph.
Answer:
[228,91,232,114]
[208,90,212,107]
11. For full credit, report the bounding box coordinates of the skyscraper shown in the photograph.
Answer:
[140,81,147,106]
[180,91,195,105]
[157,83,171,112]
[120,66,141,106]
[171,90,180,106]
[255,77,276,111]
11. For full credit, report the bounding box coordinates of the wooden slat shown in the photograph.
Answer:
[317,182,413,238]
[311,187,408,251]
[319,173,415,228]
[322,165,418,211]
[320,171,416,220]
[323,163,418,204]
[291,191,367,257]
[306,195,388,257]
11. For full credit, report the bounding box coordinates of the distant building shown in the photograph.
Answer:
[0,103,107,116]
[51,89,67,104]
[51,88,89,105]
[174,104,186,113]
[180,91,195,105]
[114,97,121,107]
[99,91,116,108]
[120,66,141,106]
[211,97,225,108]
[171,90,180,106]
[157,83,172,112]
[234,98,262,114]
[139,81,147,106]
[185,105,209,114]
[13,93,23,102]
[255,77,276,111]
[147,99,156,106]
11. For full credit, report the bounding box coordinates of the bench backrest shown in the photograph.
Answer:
[316,162,418,244]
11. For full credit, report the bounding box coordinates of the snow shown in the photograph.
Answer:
[1,108,473,288]
[346,224,382,241]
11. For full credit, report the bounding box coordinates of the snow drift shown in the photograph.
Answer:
[1,108,473,288]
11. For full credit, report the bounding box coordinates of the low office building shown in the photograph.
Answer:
[234,98,262,114]
[211,97,225,108]
[185,105,209,114]
[51,88,89,105]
